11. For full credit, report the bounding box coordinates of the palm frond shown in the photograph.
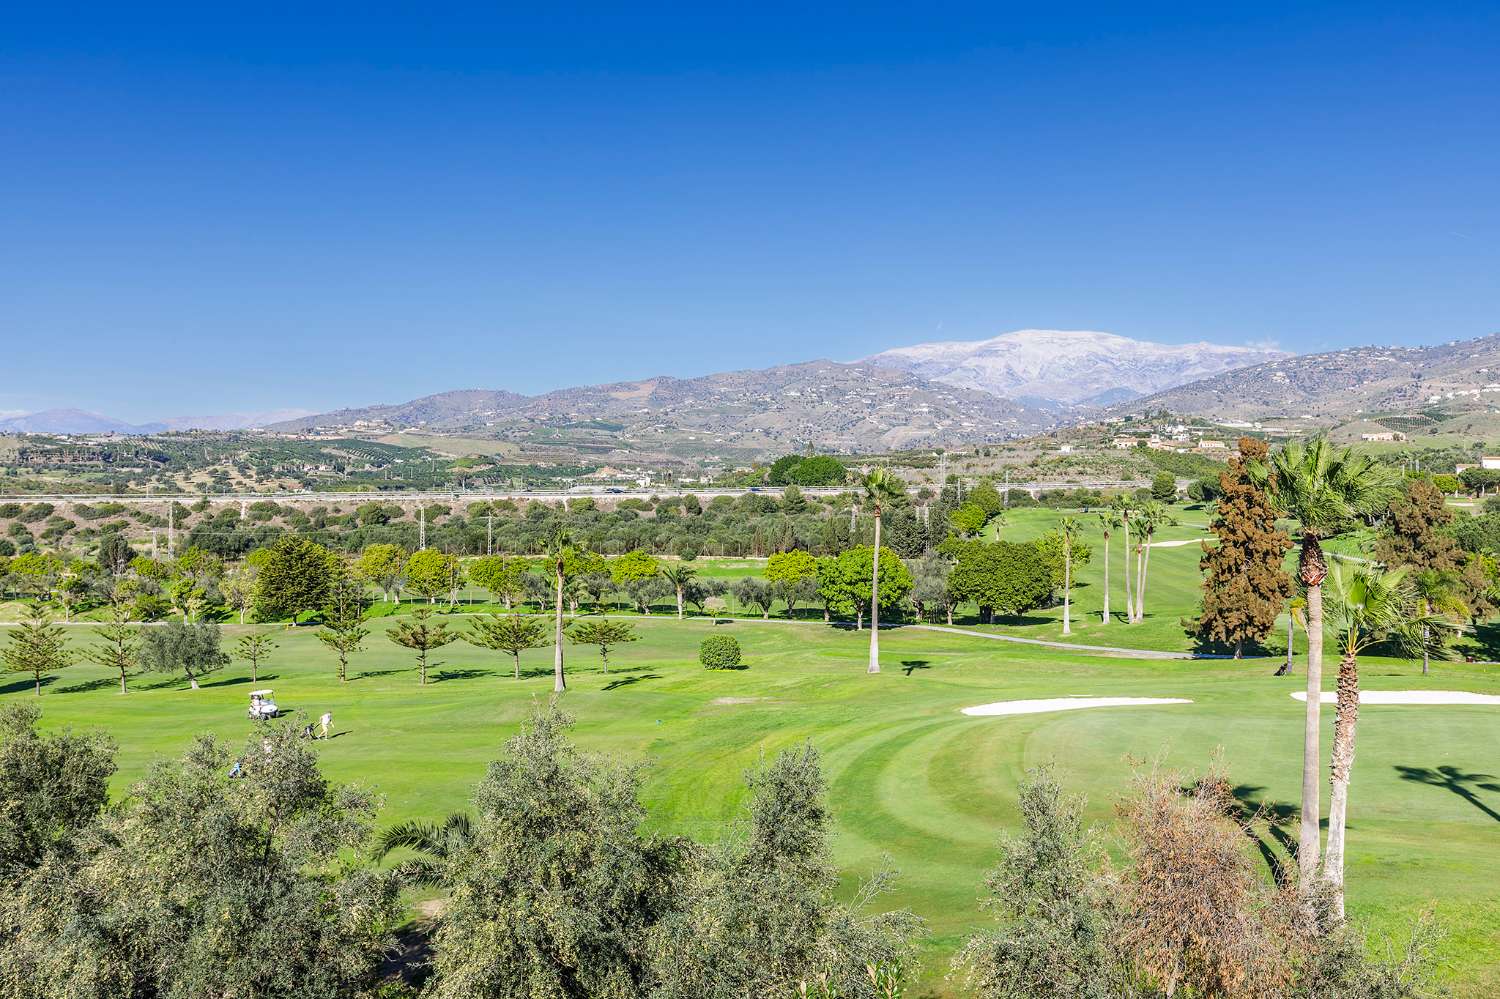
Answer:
[389,857,448,889]
[376,819,446,858]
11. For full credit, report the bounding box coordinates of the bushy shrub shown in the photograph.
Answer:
[16,504,53,524]
[699,634,743,670]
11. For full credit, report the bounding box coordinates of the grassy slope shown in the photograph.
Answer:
[6,613,1499,996]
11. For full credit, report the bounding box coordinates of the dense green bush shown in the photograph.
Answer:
[699,634,743,670]
[16,504,53,524]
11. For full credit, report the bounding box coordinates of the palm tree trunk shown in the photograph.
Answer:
[868,513,881,673]
[1421,600,1431,675]
[1325,649,1360,919]
[1062,541,1072,635]
[553,564,566,693]
[676,585,684,620]
[1101,532,1111,625]
[1279,613,1295,676]
[1299,577,1325,888]
[1136,542,1152,621]
[1130,544,1143,622]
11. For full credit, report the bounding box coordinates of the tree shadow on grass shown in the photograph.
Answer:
[985,614,1053,628]
[1461,622,1500,662]
[2,676,54,695]
[355,668,413,680]
[136,675,189,691]
[1229,783,1300,888]
[901,660,931,676]
[1395,765,1500,823]
[603,673,662,691]
[56,676,122,695]
[433,668,494,683]
[202,674,265,689]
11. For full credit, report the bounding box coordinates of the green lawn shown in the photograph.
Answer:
[7,614,1500,996]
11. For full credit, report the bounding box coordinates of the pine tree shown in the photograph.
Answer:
[2,604,72,695]
[1375,477,1463,571]
[1198,438,1294,658]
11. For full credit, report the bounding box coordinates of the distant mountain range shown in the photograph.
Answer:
[13,330,1499,455]
[264,330,1291,454]
[1114,333,1500,422]
[0,408,317,435]
[269,361,1052,453]
[865,329,1287,407]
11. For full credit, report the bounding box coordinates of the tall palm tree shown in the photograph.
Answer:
[1276,594,1307,677]
[1322,562,1414,917]
[1059,516,1079,635]
[1096,509,1120,625]
[661,563,697,620]
[375,811,476,888]
[1130,501,1169,623]
[1112,497,1136,625]
[860,467,903,674]
[1410,569,1468,676]
[1258,438,1396,888]
[541,524,577,693]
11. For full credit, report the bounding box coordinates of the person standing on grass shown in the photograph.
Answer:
[320,711,333,740]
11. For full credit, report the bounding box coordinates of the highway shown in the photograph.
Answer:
[0,480,1152,506]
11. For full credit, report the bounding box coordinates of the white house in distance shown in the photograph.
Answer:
[1485,456,1500,470]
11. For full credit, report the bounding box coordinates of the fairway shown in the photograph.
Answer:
[8,615,1499,996]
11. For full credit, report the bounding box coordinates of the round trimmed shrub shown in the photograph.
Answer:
[699,634,743,670]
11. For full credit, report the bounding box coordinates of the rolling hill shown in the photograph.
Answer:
[269,361,1056,456]
[1112,333,1500,423]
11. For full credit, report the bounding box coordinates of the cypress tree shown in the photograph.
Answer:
[1197,438,1294,658]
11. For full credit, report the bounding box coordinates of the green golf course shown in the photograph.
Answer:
[7,606,1498,996]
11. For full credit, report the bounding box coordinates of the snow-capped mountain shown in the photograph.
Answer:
[865,329,1289,407]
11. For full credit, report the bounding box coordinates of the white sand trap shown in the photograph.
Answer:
[962,696,1192,717]
[1293,690,1500,706]
[1147,538,1211,549]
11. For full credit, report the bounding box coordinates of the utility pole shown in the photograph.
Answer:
[167,502,176,559]
[1003,468,1010,508]
[151,528,159,560]
[419,506,427,549]
[487,510,493,556]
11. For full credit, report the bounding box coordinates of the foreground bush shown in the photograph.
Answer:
[426,703,920,998]
[699,633,743,669]
[0,707,399,998]
[955,763,1438,999]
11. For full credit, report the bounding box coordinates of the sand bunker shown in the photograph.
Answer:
[962,696,1192,717]
[1293,690,1500,706]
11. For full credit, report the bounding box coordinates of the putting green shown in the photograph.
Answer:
[5,616,1499,996]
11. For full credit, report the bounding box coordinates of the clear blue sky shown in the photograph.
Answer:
[3,3,1497,419]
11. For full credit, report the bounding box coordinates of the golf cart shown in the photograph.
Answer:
[248,689,280,721]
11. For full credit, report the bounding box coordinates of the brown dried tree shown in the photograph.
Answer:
[1198,438,1294,658]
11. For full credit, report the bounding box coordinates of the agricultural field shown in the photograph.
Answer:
[7,600,1500,994]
